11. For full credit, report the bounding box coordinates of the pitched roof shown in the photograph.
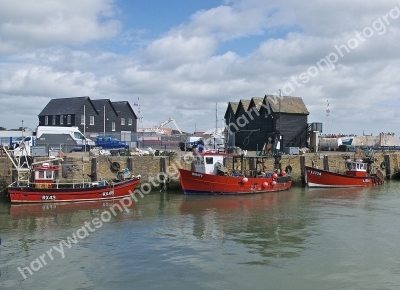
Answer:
[91,99,118,115]
[265,95,309,114]
[224,102,239,119]
[229,102,239,114]
[111,101,125,113]
[38,96,92,116]
[238,99,251,112]
[250,97,264,111]
[111,101,138,119]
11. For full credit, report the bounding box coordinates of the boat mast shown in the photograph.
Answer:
[215,103,217,149]
[215,102,217,135]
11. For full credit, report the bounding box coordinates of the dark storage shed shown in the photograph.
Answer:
[224,95,309,151]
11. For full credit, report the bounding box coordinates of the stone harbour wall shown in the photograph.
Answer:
[0,150,399,196]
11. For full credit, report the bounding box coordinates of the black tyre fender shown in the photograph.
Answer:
[285,165,292,174]
[110,162,121,172]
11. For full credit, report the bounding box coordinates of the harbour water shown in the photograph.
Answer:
[1,181,400,290]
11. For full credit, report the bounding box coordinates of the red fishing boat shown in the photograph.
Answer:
[306,158,384,188]
[178,151,291,194]
[4,146,140,203]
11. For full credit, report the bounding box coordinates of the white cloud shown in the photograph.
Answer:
[188,5,271,40]
[145,34,217,66]
[0,0,121,53]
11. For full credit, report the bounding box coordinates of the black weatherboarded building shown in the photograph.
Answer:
[38,96,138,134]
[225,95,309,151]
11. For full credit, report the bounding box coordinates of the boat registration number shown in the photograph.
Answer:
[310,170,322,176]
[192,173,203,177]
[42,195,56,201]
[102,190,114,197]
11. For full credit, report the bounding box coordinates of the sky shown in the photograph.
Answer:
[0,0,400,136]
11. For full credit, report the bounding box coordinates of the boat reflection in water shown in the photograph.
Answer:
[9,198,138,227]
[306,186,368,201]
[178,191,314,263]
[179,191,292,214]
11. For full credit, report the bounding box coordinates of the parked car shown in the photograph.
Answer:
[96,136,129,149]
[179,139,203,151]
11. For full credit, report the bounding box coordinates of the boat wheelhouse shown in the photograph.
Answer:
[345,159,368,177]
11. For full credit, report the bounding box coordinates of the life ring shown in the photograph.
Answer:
[285,165,292,174]
[380,161,386,170]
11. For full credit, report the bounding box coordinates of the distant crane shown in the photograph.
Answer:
[155,118,183,135]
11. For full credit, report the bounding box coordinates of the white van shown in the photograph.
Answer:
[36,126,95,146]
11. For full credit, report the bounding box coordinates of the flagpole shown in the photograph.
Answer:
[325,100,329,135]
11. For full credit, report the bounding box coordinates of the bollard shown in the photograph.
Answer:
[323,155,329,171]
[249,157,256,177]
[384,154,391,179]
[127,157,133,172]
[159,157,167,191]
[62,157,68,178]
[90,157,98,182]
[300,155,306,186]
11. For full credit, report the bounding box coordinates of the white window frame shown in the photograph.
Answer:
[67,115,71,125]
[81,115,85,125]
[60,115,64,125]
[128,118,132,125]
[45,116,48,125]
[52,115,56,125]
[90,116,94,125]
[112,122,116,131]
[121,118,125,125]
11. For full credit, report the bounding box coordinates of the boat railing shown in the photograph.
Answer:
[227,169,279,178]
[15,179,109,189]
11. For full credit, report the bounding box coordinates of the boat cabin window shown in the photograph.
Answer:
[45,171,53,178]
[347,162,367,171]
[36,170,54,179]
[206,157,213,164]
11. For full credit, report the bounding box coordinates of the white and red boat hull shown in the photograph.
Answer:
[178,168,291,195]
[8,178,140,203]
[306,166,382,188]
